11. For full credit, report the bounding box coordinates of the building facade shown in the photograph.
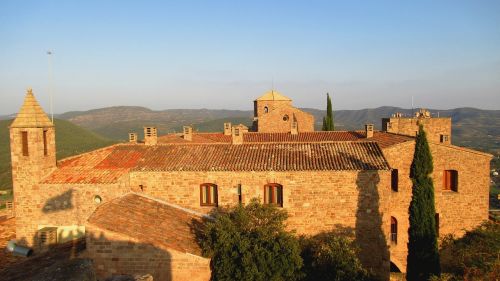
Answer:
[9,89,491,280]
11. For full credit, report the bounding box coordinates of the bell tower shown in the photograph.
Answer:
[10,88,56,245]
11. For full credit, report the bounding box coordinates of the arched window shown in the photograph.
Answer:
[390,216,398,244]
[200,183,218,206]
[264,183,283,207]
[264,106,269,113]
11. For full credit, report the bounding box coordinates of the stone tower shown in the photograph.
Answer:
[10,88,56,245]
[252,90,315,133]
[381,109,452,144]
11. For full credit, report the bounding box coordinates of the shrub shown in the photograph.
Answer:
[300,232,373,281]
[199,199,303,281]
[439,221,500,281]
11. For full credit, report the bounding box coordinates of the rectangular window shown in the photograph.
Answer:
[200,184,218,206]
[443,170,458,192]
[391,169,398,192]
[43,130,48,156]
[21,131,29,156]
[440,135,449,143]
[264,184,283,207]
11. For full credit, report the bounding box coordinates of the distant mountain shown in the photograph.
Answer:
[0,119,116,190]
[56,106,500,155]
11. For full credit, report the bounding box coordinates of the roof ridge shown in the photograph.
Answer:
[429,142,493,158]
[128,192,212,219]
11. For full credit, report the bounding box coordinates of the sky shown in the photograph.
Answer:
[1,0,499,114]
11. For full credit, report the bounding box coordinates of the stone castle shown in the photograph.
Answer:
[9,89,492,280]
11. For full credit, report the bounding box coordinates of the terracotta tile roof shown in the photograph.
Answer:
[10,89,53,128]
[132,142,389,171]
[87,193,203,256]
[158,133,232,144]
[42,146,133,184]
[158,131,414,148]
[255,90,292,101]
[43,141,390,184]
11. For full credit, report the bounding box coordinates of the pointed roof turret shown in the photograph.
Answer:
[255,90,292,101]
[10,88,53,128]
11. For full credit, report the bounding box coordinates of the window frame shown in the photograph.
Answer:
[264,183,283,207]
[390,216,398,244]
[443,170,458,192]
[200,183,218,207]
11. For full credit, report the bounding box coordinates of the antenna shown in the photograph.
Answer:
[47,50,54,123]
[271,76,274,92]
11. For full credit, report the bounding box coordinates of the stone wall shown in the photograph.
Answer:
[382,117,451,144]
[382,141,491,272]
[86,224,210,281]
[254,100,314,133]
[13,178,130,249]
[130,170,392,279]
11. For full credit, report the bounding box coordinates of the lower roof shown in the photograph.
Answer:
[87,193,204,256]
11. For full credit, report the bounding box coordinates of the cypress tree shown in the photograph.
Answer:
[407,124,440,281]
[322,93,334,131]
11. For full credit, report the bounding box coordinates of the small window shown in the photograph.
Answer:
[200,183,218,206]
[435,213,440,236]
[443,170,458,192]
[264,183,283,207]
[390,216,398,244]
[391,169,398,192]
[283,115,289,121]
[264,106,269,113]
[440,135,449,143]
[21,131,29,156]
[43,130,48,156]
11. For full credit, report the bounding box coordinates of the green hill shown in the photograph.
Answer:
[0,119,117,191]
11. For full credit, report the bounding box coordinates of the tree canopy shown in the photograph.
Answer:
[407,124,441,281]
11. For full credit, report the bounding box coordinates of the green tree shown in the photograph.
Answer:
[200,199,303,281]
[322,93,334,131]
[407,124,440,281]
[300,232,374,281]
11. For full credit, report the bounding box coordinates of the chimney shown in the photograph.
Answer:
[231,127,243,144]
[365,124,374,138]
[224,123,232,136]
[144,127,157,145]
[128,133,138,143]
[183,126,193,141]
[291,114,298,135]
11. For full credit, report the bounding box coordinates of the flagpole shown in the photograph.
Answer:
[47,50,54,123]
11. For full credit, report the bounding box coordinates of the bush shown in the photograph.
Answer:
[300,232,373,281]
[200,199,303,281]
[439,221,500,280]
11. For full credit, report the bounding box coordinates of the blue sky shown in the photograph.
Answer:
[1,0,499,114]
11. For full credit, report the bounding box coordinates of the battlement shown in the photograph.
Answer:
[382,109,451,144]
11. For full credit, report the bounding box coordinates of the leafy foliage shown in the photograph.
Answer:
[322,93,334,131]
[407,125,441,281]
[300,232,373,281]
[439,221,500,281]
[200,199,303,281]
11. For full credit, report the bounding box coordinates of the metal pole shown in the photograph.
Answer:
[47,50,54,123]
